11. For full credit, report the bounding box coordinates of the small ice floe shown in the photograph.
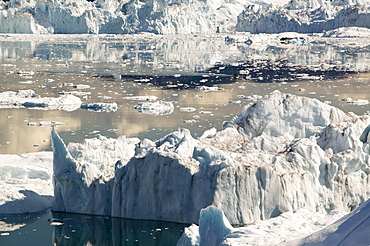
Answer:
[0,90,82,111]
[198,86,219,92]
[27,121,66,127]
[59,91,91,96]
[16,70,35,76]
[123,96,158,101]
[180,107,196,112]
[81,102,118,112]
[71,84,90,89]
[241,94,263,101]
[342,98,369,106]
[19,80,33,84]
[49,218,64,226]
[184,119,197,124]
[134,101,174,116]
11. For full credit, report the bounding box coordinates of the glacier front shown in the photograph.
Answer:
[3,0,370,34]
[52,90,370,225]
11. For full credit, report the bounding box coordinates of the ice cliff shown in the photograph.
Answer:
[3,0,370,34]
[52,90,370,225]
[236,0,370,33]
[0,0,258,34]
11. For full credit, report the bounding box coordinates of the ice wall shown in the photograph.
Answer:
[236,0,370,33]
[0,0,252,34]
[2,0,370,34]
[52,91,370,225]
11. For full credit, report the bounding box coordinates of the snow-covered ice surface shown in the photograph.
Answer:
[177,201,370,246]
[0,152,53,214]
[52,91,370,230]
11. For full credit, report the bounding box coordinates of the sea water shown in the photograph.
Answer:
[0,210,188,246]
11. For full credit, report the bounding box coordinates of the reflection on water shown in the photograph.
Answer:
[0,211,187,246]
[0,34,370,155]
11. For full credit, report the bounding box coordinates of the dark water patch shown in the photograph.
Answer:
[0,210,188,246]
[98,74,234,90]
[205,59,358,82]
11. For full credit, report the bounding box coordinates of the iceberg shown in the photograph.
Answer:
[52,91,370,226]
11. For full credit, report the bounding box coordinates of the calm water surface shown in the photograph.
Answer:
[0,210,188,245]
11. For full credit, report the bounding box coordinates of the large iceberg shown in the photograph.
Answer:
[52,91,370,226]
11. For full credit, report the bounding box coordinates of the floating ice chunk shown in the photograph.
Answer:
[19,80,33,84]
[198,86,219,92]
[59,91,91,96]
[27,121,66,127]
[72,84,90,89]
[342,98,369,106]
[134,101,174,116]
[16,70,34,76]
[0,90,82,111]
[81,102,118,112]
[123,96,158,101]
[180,107,196,112]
